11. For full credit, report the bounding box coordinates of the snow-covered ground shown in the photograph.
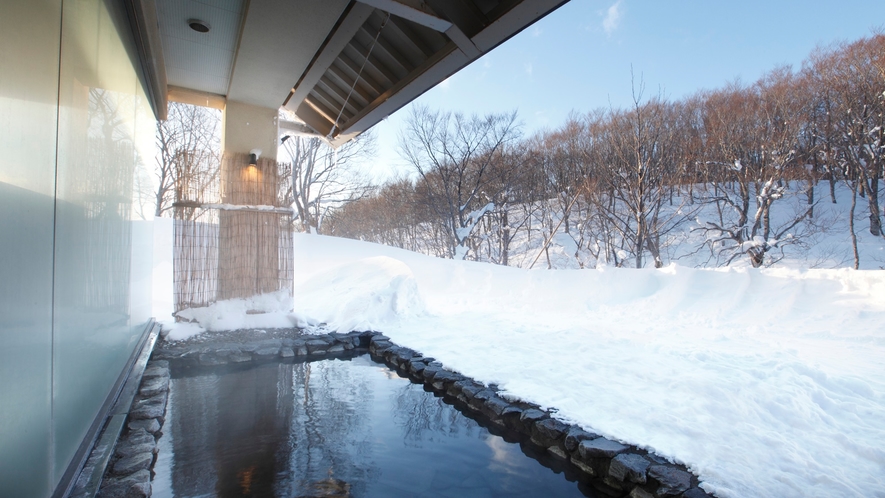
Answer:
[155,221,885,497]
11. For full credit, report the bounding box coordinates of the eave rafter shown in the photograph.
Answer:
[285,0,567,144]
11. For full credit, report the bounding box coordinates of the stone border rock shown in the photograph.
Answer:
[97,360,170,498]
[100,329,714,498]
[151,330,370,366]
[368,333,714,498]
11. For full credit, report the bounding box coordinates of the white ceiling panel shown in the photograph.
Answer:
[156,0,245,96]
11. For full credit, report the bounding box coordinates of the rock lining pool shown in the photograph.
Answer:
[97,329,710,497]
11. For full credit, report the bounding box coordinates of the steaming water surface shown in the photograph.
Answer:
[151,354,588,497]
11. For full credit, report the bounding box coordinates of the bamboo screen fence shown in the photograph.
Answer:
[173,152,294,313]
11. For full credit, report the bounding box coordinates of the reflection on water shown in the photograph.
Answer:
[152,355,587,497]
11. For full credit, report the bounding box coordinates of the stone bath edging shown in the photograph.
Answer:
[368,333,713,498]
[98,329,714,498]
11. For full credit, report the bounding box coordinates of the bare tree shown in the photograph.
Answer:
[692,70,816,267]
[155,102,221,217]
[588,82,692,268]
[399,106,521,259]
[813,35,885,237]
[280,131,375,233]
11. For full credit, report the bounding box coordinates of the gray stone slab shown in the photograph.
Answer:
[648,465,691,497]
[565,426,597,452]
[409,361,427,375]
[609,453,650,484]
[531,418,570,446]
[229,352,252,362]
[115,442,157,459]
[110,452,153,476]
[630,487,655,498]
[578,437,629,459]
[501,405,524,419]
[129,400,165,421]
[519,409,549,424]
[254,346,280,357]
[306,339,329,353]
[370,341,392,354]
[141,366,169,380]
[139,376,169,397]
[421,366,441,381]
[469,389,496,409]
[483,396,511,417]
[122,429,154,447]
[126,418,160,434]
[431,370,459,385]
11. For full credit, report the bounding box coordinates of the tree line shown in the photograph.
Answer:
[325,34,884,269]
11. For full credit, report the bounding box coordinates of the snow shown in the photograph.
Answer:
[173,289,296,333]
[291,256,425,332]
[204,203,294,214]
[280,234,885,498]
[150,190,885,497]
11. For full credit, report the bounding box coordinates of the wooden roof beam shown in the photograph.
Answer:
[387,16,436,59]
[355,0,452,32]
[285,3,375,113]
[358,25,414,73]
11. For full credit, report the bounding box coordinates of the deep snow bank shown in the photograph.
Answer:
[290,233,885,498]
[164,254,424,341]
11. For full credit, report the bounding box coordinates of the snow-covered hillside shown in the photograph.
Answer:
[454,181,885,271]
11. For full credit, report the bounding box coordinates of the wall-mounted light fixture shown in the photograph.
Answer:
[248,149,262,167]
[188,19,211,33]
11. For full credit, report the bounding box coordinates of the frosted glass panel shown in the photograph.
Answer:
[52,0,153,485]
[1,0,157,494]
[0,0,61,496]
[0,184,55,497]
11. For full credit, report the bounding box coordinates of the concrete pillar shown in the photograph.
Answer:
[222,100,279,160]
[217,101,287,301]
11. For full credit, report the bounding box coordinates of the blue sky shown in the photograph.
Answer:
[363,0,884,181]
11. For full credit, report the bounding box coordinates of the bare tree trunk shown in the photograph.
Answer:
[806,180,814,218]
[501,209,510,266]
[849,179,860,269]
[829,175,837,203]
[865,175,882,236]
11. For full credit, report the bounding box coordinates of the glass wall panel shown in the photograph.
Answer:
[52,0,151,486]
[130,85,157,331]
[0,0,62,496]
[1,0,156,494]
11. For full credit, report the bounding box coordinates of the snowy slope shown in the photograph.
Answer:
[501,181,885,271]
[156,223,885,497]
[282,234,885,498]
